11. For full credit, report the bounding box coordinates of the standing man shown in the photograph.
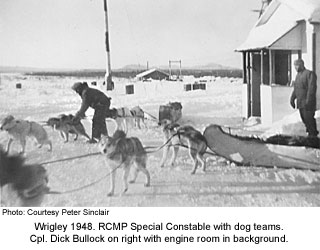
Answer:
[290,59,318,137]
[72,82,111,143]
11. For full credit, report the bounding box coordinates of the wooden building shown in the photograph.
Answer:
[236,0,320,125]
[135,68,169,81]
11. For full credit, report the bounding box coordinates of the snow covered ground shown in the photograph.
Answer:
[0,73,319,207]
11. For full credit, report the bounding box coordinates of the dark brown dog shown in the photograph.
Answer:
[47,114,90,142]
[0,147,49,206]
[159,119,207,174]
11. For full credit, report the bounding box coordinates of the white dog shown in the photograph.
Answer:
[0,115,52,153]
[98,130,150,196]
[130,106,147,129]
[105,107,134,132]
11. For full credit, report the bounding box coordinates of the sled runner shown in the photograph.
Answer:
[203,124,320,170]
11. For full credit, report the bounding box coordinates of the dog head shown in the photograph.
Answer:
[98,135,112,154]
[0,147,49,206]
[168,102,182,110]
[158,119,180,132]
[46,117,61,129]
[98,130,126,155]
[0,115,15,130]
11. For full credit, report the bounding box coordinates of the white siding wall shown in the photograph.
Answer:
[242,84,248,118]
[294,22,320,110]
[271,85,294,123]
[315,23,320,110]
[261,85,273,125]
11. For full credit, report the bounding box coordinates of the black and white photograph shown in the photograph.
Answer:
[1,0,320,208]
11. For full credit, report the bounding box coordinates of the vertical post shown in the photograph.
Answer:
[247,52,251,117]
[242,52,247,83]
[103,0,113,90]
[269,49,273,85]
[260,50,264,85]
[288,51,291,85]
[298,50,302,59]
[312,32,316,73]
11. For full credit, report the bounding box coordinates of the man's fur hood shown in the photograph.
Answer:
[71,82,89,95]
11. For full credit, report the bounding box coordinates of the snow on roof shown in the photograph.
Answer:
[280,0,320,23]
[236,0,320,51]
[136,68,169,78]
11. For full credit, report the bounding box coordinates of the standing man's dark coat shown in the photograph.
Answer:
[72,82,111,142]
[290,59,318,137]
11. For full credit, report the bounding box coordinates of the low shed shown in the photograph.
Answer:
[135,68,169,81]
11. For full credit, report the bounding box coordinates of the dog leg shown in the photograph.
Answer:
[20,138,26,154]
[59,131,65,140]
[116,119,121,131]
[159,145,170,168]
[6,138,13,153]
[133,118,138,128]
[139,166,150,187]
[107,166,116,197]
[197,153,206,173]
[83,133,91,140]
[189,148,198,175]
[141,118,147,129]
[129,166,139,184]
[47,140,52,152]
[77,128,91,140]
[190,161,199,175]
[65,133,69,143]
[123,119,127,133]
[74,133,78,141]
[132,158,150,187]
[122,165,130,194]
[137,118,142,129]
[169,145,179,167]
[188,140,198,174]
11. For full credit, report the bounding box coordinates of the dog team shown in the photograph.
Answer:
[0,82,208,200]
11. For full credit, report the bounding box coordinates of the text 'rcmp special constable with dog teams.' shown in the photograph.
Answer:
[98,222,211,232]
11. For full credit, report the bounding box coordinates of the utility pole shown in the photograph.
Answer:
[169,60,182,80]
[103,0,113,90]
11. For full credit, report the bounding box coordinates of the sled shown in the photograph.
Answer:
[203,124,320,170]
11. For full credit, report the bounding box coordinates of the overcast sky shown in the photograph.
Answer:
[0,0,261,69]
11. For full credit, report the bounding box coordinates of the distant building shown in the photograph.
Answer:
[135,68,169,81]
[236,0,320,125]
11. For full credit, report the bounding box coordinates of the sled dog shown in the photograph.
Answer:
[130,106,147,129]
[0,147,49,206]
[105,107,135,132]
[47,114,90,142]
[0,115,52,153]
[159,119,207,174]
[98,130,150,196]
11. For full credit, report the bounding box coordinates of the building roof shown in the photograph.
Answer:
[236,0,320,51]
[135,68,169,78]
[281,0,320,23]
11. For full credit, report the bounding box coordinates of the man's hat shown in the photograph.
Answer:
[71,82,83,91]
[294,59,304,66]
